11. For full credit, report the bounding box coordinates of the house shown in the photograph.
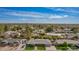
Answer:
[33,29,45,36]
[27,39,52,47]
[46,33,65,36]
[46,33,61,36]
[65,33,76,39]
[64,28,73,33]
[33,29,45,34]
[56,39,79,44]
[76,33,79,38]
[0,39,19,46]
[55,29,64,33]
[4,31,21,38]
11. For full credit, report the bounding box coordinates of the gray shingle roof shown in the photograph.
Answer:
[27,39,52,45]
[1,39,18,43]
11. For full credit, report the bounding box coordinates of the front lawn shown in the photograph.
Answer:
[56,45,68,50]
[36,44,46,50]
[55,42,68,50]
[25,44,35,50]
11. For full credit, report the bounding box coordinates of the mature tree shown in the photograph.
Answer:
[39,33,46,39]
[25,26,33,40]
[71,27,79,33]
[48,36,52,40]
[63,42,68,47]
[0,25,5,32]
[45,26,53,33]
[11,25,22,31]
[4,25,9,31]
[0,35,4,38]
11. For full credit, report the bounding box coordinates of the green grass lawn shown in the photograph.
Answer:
[36,44,46,50]
[56,44,79,51]
[55,42,68,50]
[25,44,35,50]
[56,45,68,50]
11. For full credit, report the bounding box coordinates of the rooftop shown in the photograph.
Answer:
[27,39,52,45]
[56,39,79,44]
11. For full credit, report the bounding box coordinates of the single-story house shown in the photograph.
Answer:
[0,39,20,46]
[76,33,79,38]
[33,29,45,34]
[64,28,73,33]
[56,39,79,44]
[46,33,65,36]
[65,33,76,39]
[4,31,21,38]
[27,39,52,47]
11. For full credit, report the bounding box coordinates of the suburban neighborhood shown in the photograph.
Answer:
[0,24,79,51]
[0,7,79,51]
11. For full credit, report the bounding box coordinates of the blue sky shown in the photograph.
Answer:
[0,7,79,24]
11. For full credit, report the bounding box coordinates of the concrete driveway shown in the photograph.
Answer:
[46,46,56,51]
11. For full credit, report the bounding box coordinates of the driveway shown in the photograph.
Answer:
[0,46,17,51]
[46,46,56,51]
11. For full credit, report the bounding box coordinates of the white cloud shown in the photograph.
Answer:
[64,15,68,17]
[1,8,69,21]
[6,12,68,19]
[5,11,48,18]
[48,7,79,14]
[49,15,68,19]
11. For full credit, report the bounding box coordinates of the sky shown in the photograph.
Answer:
[0,7,79,24]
